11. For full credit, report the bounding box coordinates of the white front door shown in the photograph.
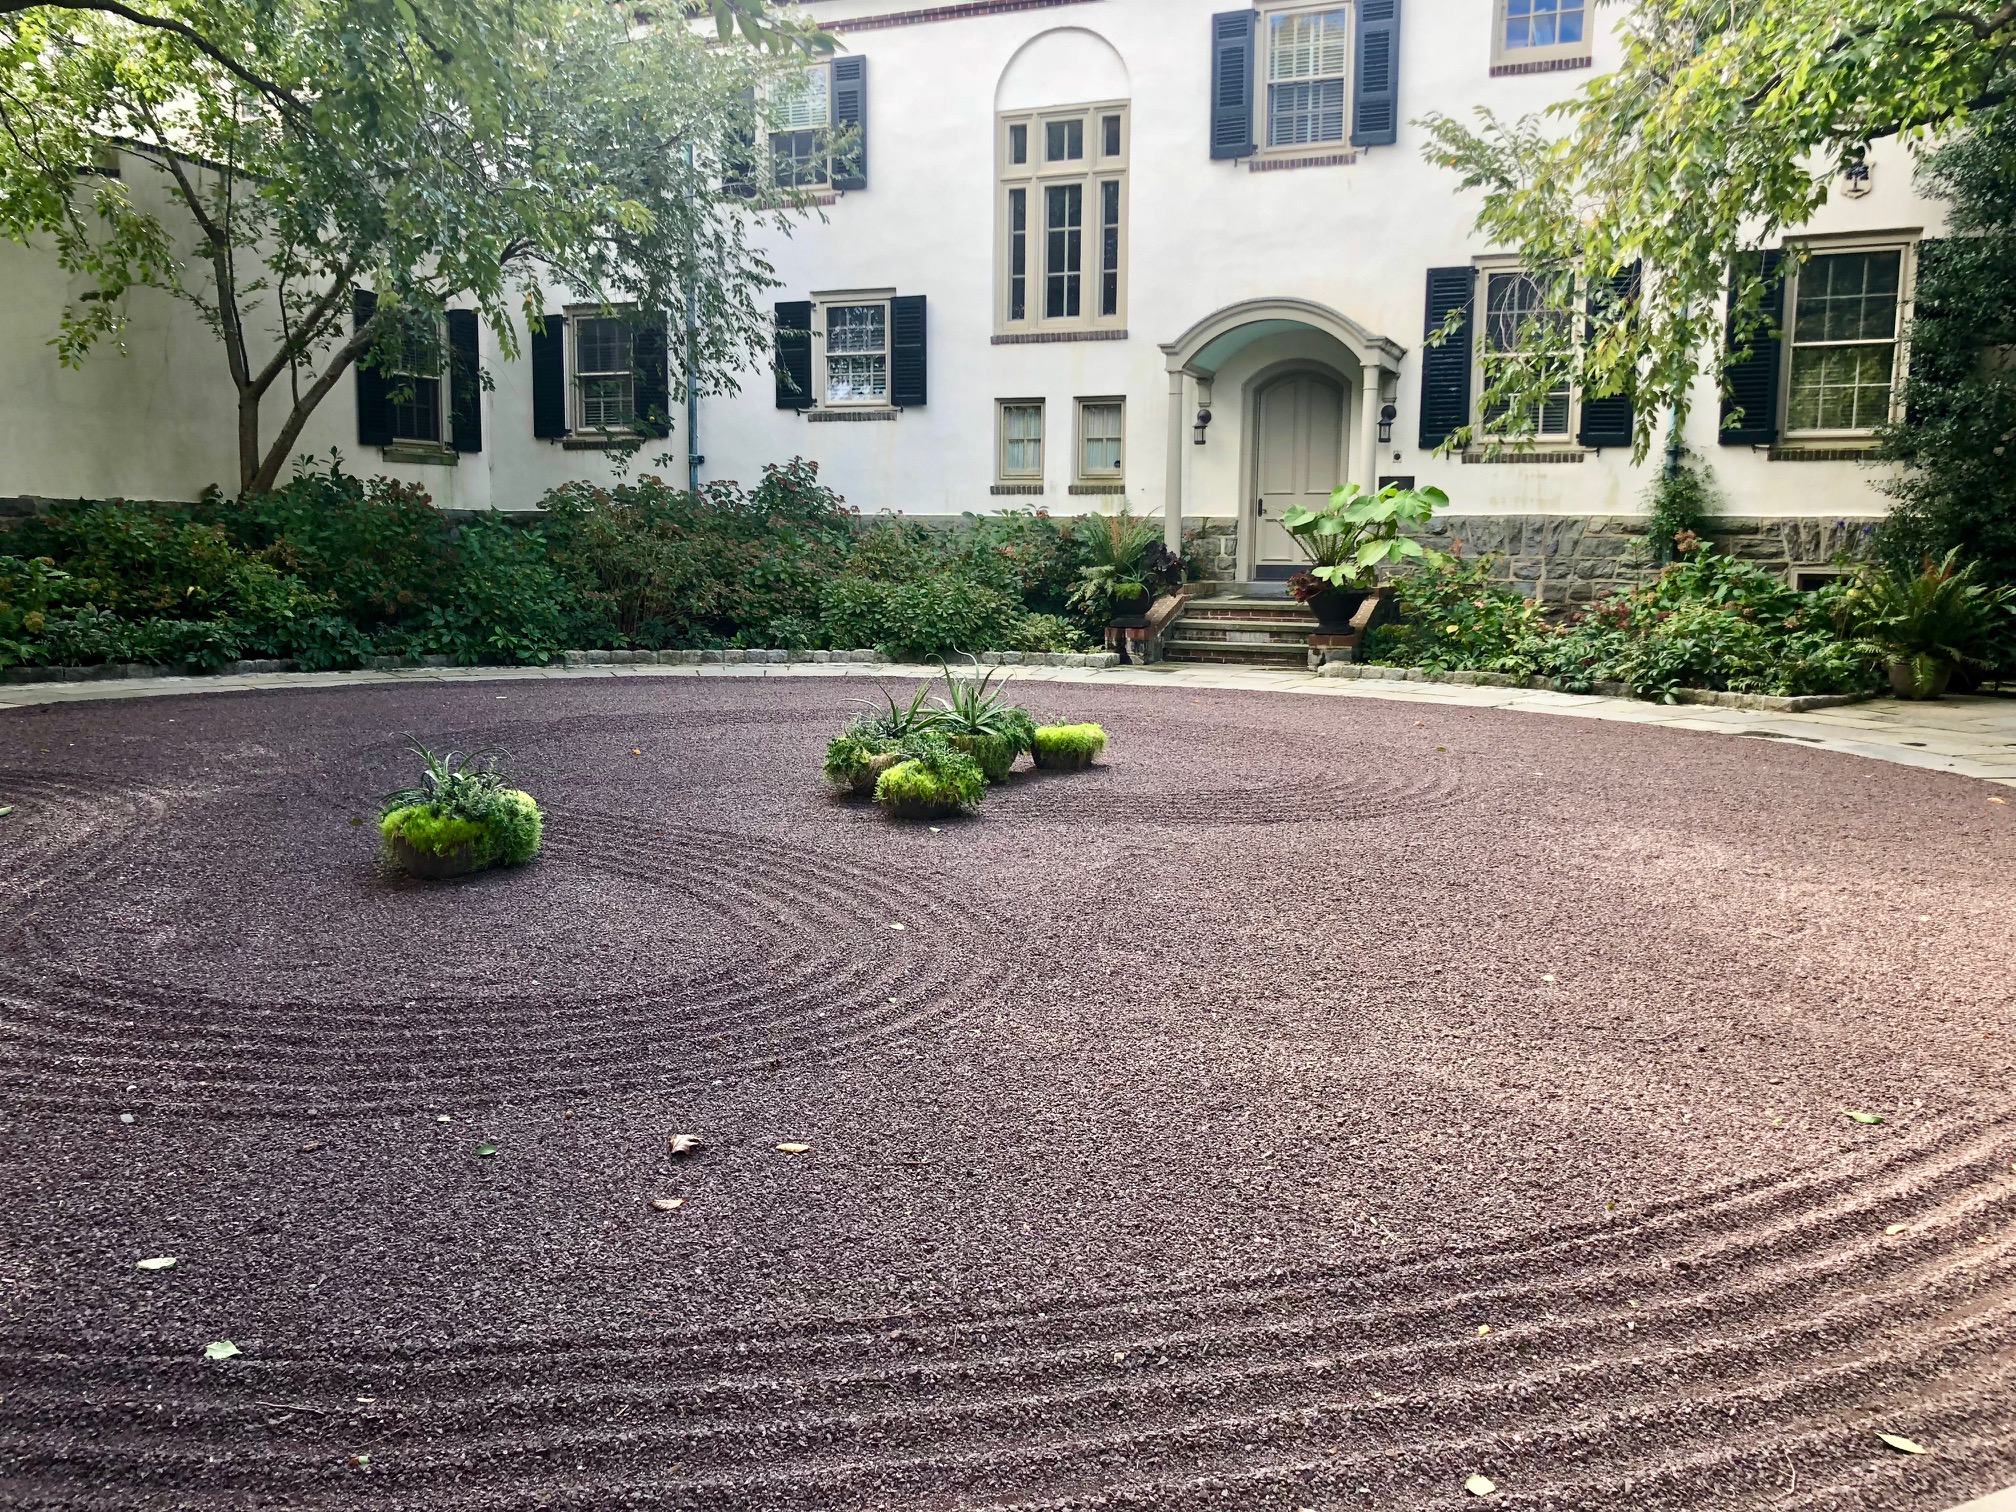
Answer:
[1254,373,1347,569]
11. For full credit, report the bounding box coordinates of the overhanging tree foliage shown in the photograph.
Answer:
[1421,0,2016,458]
[1874,113,2016,586]
[0,0,827,492]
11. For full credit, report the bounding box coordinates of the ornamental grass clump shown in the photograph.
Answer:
[379,739,543,878]
[1031,723,1107,771]
[873,731,986,820]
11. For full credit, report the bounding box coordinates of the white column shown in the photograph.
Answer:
[1358,359,1383,494]
[1164,368,1186,555]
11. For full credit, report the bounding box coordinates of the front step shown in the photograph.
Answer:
[1160,593,1317,665]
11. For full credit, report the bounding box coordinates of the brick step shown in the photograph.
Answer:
[1162,637,1309,665]
[1171,616,1313,637]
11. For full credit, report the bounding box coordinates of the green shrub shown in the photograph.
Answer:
[380,741,544,868]
[1007,613,1091,653]
[1360,554,1542,673]
[1031,723,1107,760]
[873,731,985,814]
[818,575,1026,662]
[823,725,901,795]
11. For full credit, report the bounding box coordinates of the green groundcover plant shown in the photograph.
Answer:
[1364,542,1885,700]
[0,462,1117,672]
[872,731,986,817]
[1031,723,1107,769]
[380,740,544,869]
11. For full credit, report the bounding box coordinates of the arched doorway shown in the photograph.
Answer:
[1252,368,1347,575]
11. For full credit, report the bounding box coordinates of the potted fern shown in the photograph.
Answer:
[1281,482,1450,627]
[1067,507,1183,625]
[1844,549,2014,700]
[379,740,544,879]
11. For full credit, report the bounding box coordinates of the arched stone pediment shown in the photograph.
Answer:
[1162,297,1405,377]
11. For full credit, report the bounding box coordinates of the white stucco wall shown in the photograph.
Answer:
[0,0,1945,534]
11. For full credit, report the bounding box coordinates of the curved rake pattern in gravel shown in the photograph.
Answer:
[987,765,1465,828]
[0,770,174,923]
[4,1115,2011,1509]
[0,818,987,1121]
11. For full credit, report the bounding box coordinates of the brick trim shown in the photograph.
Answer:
[1461,449,1586,464]
[1068,482,1126,495]
[805,406,900,423]
[990,482,1045,495]
[1248,151,1358,173]
[828,0,1101,34]
[1768,444,1881,462]
[991,328,1128,345]
[1489,54,1594,77]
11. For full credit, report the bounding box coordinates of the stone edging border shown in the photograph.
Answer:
[1317,661,1868,715]
[0,648,1124,685]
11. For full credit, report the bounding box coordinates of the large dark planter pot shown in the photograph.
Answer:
[849,750,902,799]
[1304,587,1371,629]
[388,833,481,879]
[1887,655,1954,700]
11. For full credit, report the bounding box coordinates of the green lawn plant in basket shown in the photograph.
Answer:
[873,730,986,821]
[823,683,933,797]
[1031,723,1107,771]
[379,739,544,879]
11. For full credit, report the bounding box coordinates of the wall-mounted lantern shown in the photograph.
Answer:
[1194,407,1213,445]
[1377,402,1397,445]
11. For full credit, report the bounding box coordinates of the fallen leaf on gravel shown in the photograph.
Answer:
[300,1142,322,1153]
[1540,973,1557,983]
[632,748,642,755]
[1885,1223,1910,1236]
[669,1134,705,1157]
[1877,1433,1927,1455]
[351,1454,371,1467]
[1990,797,2007,804]
[887,922,906,931]
[1465,1473,1497,1496]
[119,1113,135,1124]
[1843,1110,1885,1125]
[203,1341,241,1361]
[436,1114,452,1123]
[136,1256,177,1271]
[1475,1324,1491,1336]
[776,1143,813,1154]
[476,1143,499,1158]
[650,1198,685,1212]
[0,806,15,817]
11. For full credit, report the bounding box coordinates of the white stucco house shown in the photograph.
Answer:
[0,0,1941,598]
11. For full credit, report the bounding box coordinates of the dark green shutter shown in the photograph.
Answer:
[1576,263,1638,449]
[891,294,926,408]
[1720,249,1785,446]
[353,289,392,448]
[446,309,482,454]
[775,300,814,409]
[724,86,758,198]
[634,317,671,438]
[832,56,868,191]
[1209,11,1256,160]
[1418,266,1475,450]
[1351,0,1401,147]
[531,314,568,438]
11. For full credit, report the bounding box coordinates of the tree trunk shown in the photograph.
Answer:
[245,322,379,495]
[238,390,263,494]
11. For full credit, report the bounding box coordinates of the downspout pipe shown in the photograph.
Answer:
[685,142,703,496]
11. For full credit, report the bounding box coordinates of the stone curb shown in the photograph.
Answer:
[1316,661,1868,714]
[0,648,1122,684]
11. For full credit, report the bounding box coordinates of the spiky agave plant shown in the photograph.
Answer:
[927,657,1035,782]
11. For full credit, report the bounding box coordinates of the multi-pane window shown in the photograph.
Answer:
[999,104,1128,335]
[1480,270,1574,440]
[1503,0,1585,50]
[1785,249,1904,434]
[1045,184,1082,320]
[388,314,443,443]
[823,302,888,405]
[574,316,636,430]
[1077,399,1125,481]
[770,63,831,188]
[999,400,1044,481]
[1266,7,1350,148]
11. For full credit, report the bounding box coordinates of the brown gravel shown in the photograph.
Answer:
[1,676,2014,1511]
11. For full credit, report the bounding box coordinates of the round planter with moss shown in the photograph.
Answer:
[950,731,1020,784]
[1031,723,1107,772]
[380,791,544,879]
[873,745,984,822]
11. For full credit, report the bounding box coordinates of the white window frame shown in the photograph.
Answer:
[566,305,639,434]
[1257,2,1354,155]
[1075,396,1126,484]
[767,60,834,189]
[1491,0,1592,68]
[1779,237,1914,441]
[1471,261,1580,446]
[812,289,894,408]
[997,399,1045,482]
[997,100,1129,337]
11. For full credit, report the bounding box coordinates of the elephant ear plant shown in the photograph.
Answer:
[928,658,1036,783]
[379,739,544,879]
[1281,483,1450,607]
[1842,549,2015,700]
